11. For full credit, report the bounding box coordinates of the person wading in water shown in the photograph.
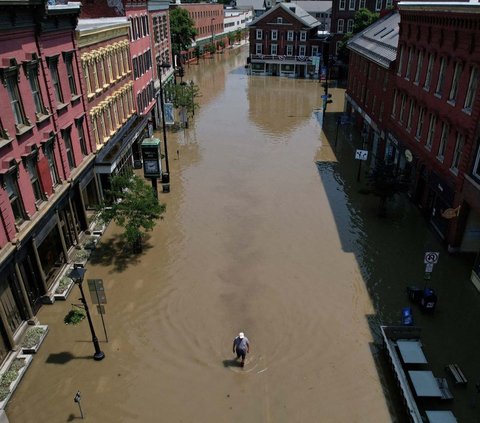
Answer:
[232,332,250,367]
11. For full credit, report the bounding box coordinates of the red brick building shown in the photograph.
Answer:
[0,0,93,362]
[347,1,480,285]
[248,2,325,78]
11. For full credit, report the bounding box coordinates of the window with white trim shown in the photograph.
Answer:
[397,45,404,76]
[76,118,87,157]
[437,122,449,162]
[375,0,382,10]
[406,100,415,131]
[425,113,436,150]
[5,170,26,225]
[448,62,462,103]
[435,57,447,96]
[44,142,60,186]
[256,29,262,40]
[26,155,44,204]
[312,46,319,56]
[386,0,393,7]
[414,50,423,84]
[472,139,480,179]
[4,68,28,127]
[48,56,64,105]
[424,53,434,91]
[287,31,294,41]
[271,44,277,55]
[339,0,346,9]
[300,31,307,42]
[255,44,262,55]
[337,19,344,34]
[271,30,278,41]
[405,47,413,80]
[299,45,306,56]
[464,66,478,112]
[286,45,293,56]
[62,127,75,170]
[349,0,355,9]
[64,52,78,97]
[347,19,354,33]
[399,94,406,123]
[416,107,425,140]
[391,89,397,117]
[451,132,464,173]
[359,0,366,8]
[277,17,283,24]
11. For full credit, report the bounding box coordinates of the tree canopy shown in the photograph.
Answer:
[96,172,166,251]
[170,8,197,58]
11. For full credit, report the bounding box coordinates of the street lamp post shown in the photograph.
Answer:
[189,80,195,116]
[157,60,171,185]
[69,267,105,361]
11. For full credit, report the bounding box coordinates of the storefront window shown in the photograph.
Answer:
[0,273,27,335]
[37,226,64,287]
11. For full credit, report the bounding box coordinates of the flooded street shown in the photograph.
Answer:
[6,46,479,422]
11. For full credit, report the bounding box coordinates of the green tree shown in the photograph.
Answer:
[337,8,379,62]
[235,29,242,43]
[228,32,235,46]
[170,8,197,59]
[96,172,166,252]
[165,82,201,117]
[194,45,202,63]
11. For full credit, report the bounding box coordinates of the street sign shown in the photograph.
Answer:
[87,279,107,304]
[425,263,434,273]
[355,149,368,161]
[424,252,439,264]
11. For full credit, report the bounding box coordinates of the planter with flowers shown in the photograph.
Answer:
[0,353,32,409]
[21,325,49,354]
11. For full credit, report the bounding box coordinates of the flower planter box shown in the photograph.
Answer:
[54,274,75,301]
[0,353,33,409]
[21,325,49,354]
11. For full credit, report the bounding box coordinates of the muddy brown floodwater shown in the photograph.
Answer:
[7,46,478,423]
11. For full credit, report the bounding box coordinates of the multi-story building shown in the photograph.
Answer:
[346,10,399,167]
[77,18,137,195]
[292,1,332,32]
[347,1,480,286]
[248,2,325,77]
[171,2,224,54]
[330,0,392,57]
[80,0,156,172]
[0,0,93,361]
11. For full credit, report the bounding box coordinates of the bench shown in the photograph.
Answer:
[436,377,454,400]
[446,364,468,385]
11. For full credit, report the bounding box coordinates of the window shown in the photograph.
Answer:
[64,52,78,97]
[62,128,75,170]
[312,46,319,56]
[435,57,447,96]
[76,119,87,157]
[386,0,393,7]
[5,171,26,224]
[425,113,436,150]
[287,31,294,41]
[405,48,413,80]
[26,62,47,117]
[270,44,277,55]
[375,0,382,10]
[391,89,398,117]
[45,143,60,186]
[359,0,366,7]
[424,53,434,91]
[286,45,293,56]
[397,45,404,76]
[472,140,480,179]
[277,17,283,24]
[48,57,64,105]
[383,72,388,91]
[399,94,406,123]
[256,29,262,40]
[414,50,423,84]
[6,75,28,127]
[337,19,344,34]
[349,0,355,9]
[437,122,449,162]
[464,66,478,111]
[347,19,354,33]
[339,0,346,9]
[299,45,306,56]
[271,30,278,41]
[26,156,44,203]
[416,107,425,140]
[448,62,462,103]
[300,31,306,42]
[255,44,262,55]
[406,101,415,131]
[451,133,464,173]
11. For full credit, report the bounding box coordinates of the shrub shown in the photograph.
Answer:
[0,386,9,401]
[73,249,90,262]
[64,308,86,325]
[55,276,73,294]
[22,327,46,348]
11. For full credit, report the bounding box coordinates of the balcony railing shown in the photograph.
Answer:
[251,54,313,63]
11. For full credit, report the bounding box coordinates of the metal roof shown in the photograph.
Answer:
[236,0,266,10]
[291,1,332,13]
[347,10,399,69]
[77,17,128,31]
